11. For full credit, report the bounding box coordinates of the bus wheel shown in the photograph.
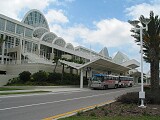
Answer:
[103,85,108,90]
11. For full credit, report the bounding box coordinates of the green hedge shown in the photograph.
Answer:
[117,90,160,105]
[6,71,88,86]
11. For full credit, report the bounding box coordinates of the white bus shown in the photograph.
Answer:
[89,74,133,89]
[119,76,133,87]
[90,74,119,89]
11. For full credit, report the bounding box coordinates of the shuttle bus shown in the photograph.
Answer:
[119,76,133,87]
[89,74,133,89]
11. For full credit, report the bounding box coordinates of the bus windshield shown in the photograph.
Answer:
[92,76,104,82]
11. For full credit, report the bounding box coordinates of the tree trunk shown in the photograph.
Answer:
[61,64,64,82]
[54,63,57,73]
[150,56,159,92]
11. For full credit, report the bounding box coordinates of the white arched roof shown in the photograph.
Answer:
[33,27,49,38]
[65,43,74,50]
[53,37,66,47]
[22,9,49,30]
[41,32,57,43]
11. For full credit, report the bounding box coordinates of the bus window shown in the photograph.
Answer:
[92,76,104,82]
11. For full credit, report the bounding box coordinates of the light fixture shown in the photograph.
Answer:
[128,20,140,27]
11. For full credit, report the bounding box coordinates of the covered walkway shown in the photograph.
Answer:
[59,57,131,88]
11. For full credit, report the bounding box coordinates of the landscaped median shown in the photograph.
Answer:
[43,100,115,120]
[43,91,160,120]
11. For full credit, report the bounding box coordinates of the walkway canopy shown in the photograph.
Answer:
[79,57,130,73]
[59,57,131,88]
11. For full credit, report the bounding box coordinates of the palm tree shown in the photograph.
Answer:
[131,11,160,92]
[53,56,60,73]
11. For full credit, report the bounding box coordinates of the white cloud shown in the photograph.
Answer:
[126,0,160,19]
[0,0,52,20]
[45,9,69,24]
[50,18,135,48]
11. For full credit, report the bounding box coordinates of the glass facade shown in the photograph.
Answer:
[32,43,38,53]
[25,28,33,38]
[42,33,57,43]
[16,25,24,35]
[0,9,91,66]
[66,44,74,50]
[6,21,15,33]
[5,35,14,48]
[33,28,48,38]
[0,18,5,31]
[15,38,20,46]
[0,34,4,54]
[54,38,66,47]
[25,41,32,52]
[23,11,49,29]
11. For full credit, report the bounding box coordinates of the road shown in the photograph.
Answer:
[0,86,140,120]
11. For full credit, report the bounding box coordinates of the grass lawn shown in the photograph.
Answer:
[0,91,50,95]
[0,87,22,91]
[60,116,160,120]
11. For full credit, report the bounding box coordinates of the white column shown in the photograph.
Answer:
[31,42,33,53]
[38,42,40,56]
[1,35,5,64]
[18,36,22,64]
[52,48,54,53]
[80,69,83,88]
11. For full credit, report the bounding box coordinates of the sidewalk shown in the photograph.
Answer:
[0,86,89,94]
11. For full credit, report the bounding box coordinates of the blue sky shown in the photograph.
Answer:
[0,0,160,72]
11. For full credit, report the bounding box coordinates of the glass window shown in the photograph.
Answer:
[16,25,24,35]
[6,21,15,33]
[5,35,14,48]
[24,41,32,52]
[25,28,33,38]
[0,18,5,31]
[33,43,38,53]
[15,38,20,46]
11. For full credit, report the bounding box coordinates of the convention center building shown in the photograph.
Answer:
[0,9,140,87]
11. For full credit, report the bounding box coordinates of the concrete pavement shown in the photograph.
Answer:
[0,86,89,94]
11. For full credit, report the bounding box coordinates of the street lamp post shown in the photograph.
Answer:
[128,18,151,108]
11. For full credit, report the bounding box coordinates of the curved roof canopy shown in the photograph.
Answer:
[22,9,49,30]
[53,37,66,47]
[65,43,74,50]
[33,27,49,38]
[41,32,57,43]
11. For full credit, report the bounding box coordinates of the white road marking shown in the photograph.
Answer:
[0,87,139,111]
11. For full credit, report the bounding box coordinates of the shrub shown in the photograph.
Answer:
[19,71,31,83]
[32,70,48,82]
[146,90,160,104]
[144,85,151,91]
[89,112,96,117]
[47,72,61,84]
[116,92,139,104]
[6,77,19,85]
[117,90,160,105]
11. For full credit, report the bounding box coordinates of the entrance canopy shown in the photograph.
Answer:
[79,57,130,73]
[59,57,131,88]
[59,57,130,73]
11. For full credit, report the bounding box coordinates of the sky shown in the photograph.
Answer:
[0,0,160,73]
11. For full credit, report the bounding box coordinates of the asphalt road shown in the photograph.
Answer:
[0,86,140,120]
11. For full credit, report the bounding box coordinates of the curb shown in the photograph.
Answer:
[43,100,115,120]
